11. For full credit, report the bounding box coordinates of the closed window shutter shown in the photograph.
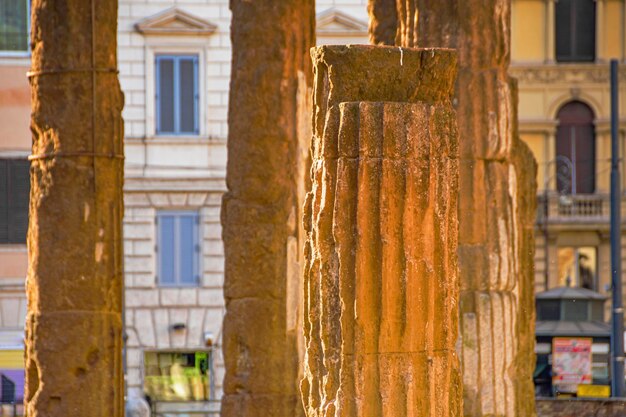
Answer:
[157,211,200,286]
[156,57,175,134]
[0,160,8,242]
[556,0,595,62]
[178,57,198,134]
[179,214,196,285]
[7,160,29,243]
[555,0,573,60]
[158,214,176,285]
[575,0,595,61]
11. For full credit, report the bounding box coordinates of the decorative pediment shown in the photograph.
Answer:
[316,8,368,36]
[135,8,217,36]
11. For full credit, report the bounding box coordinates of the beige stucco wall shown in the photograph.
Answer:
[0,250,27,280]
[0,62,30,287]
[512,0,545,63]
[0,65,30,152]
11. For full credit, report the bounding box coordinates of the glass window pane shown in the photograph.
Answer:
[557,247,576,287]
[7,160,29,244]
[159,215,176,285]
[537,300,561,321]
[577,247,596,290]
[0,0,28,52]
[178,215,197,285]
[591,302,604,321]
[575,0,595,60]
[157,58,175,133]
[179,58,197,134]
[562,300,588,321]
[144,351,211,401]
[557,246,597,289]
[555,0,573,60]
[0,160,8,242]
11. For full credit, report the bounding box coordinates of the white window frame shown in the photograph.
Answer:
[155,54,200,135]
[145,39,207,139]
[0,0,31,58]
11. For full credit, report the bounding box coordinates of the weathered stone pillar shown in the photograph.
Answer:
[25,0,124,416]
[367,2,537,416]
[302,45,461,417]
[221,1,314,417]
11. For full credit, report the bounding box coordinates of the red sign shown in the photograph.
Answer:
[552,338,593,392]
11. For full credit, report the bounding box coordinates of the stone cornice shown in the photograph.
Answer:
[316,8,368,36]
[510,63,626,85]
[135,7,217,37]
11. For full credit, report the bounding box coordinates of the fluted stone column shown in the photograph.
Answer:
[302,45,461,417]
[221,1,315,417]
[25,0,124,416]
[368,2,537,416]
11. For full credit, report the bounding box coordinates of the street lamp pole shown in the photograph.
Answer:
[610,59,624,398]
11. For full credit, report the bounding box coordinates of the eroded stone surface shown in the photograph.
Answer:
[302,45,461,417]
[368,2,537,416]
[26,0,125,415]
[221,1,314,417]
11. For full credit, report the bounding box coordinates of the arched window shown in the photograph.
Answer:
[556,101,595,194]
[555,0,596,62]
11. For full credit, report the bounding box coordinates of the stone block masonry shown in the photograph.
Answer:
[302,45,461,417]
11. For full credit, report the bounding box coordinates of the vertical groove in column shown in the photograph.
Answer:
[365,2,538,416]
[303,45,460,417]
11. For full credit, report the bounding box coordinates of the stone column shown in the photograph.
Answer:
[367,2,537,416]
[221,1,315,417]
[367,0,398,45]
[302,45,461,417]
[25,0,124,416]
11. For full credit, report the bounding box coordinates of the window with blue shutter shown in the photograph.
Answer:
[0,159,30,244]
[155,55,199,135]
[157,211,200,286]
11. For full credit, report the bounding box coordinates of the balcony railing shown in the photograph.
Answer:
[537,193,618,224]
[151,400,221,417]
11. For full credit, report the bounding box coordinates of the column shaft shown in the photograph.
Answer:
[221,1,315,417]
[302,45,461,417]
[26,0,125,415]
[366,2,537,416]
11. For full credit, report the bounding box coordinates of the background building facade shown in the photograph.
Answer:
[0,0,625,413]
[510,0,626,298]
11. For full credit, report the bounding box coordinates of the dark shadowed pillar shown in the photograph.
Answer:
[221,1,315,416]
